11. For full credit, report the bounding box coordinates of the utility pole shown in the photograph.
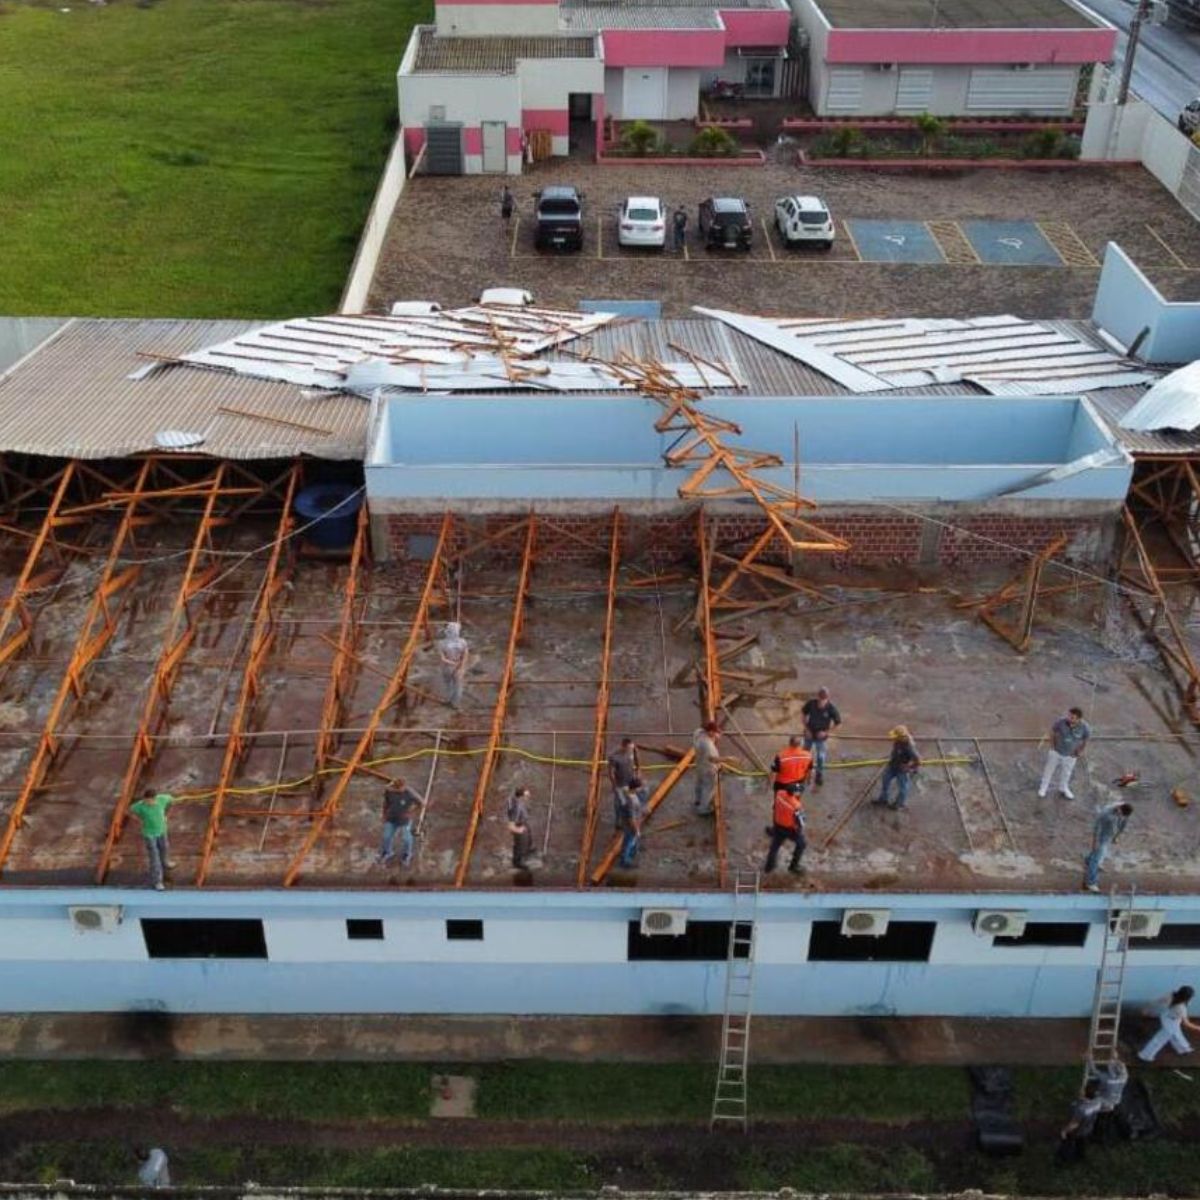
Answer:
[1116,0,1152,105]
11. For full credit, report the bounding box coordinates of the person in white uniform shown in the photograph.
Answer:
[1139,985,1200,1062]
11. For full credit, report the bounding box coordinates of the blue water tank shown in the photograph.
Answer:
[294,483,362,550]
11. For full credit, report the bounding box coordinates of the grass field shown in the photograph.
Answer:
[0,0,425,317]
[1,1061,1199,1194]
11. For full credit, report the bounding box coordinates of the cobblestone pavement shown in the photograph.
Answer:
[369,155,1200,318]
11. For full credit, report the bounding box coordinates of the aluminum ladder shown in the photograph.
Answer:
[1085,886,1136,1077]
[709,870,759,1131]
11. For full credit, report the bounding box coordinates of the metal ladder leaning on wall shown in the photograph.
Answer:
[1084,885,1137,1079]
[710,870,760,1131]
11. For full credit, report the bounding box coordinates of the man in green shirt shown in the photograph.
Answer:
[129,789,176,890]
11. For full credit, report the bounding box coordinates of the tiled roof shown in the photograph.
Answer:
[563,4,723,28]
[412,28,596,73]
[815,0,1100,29]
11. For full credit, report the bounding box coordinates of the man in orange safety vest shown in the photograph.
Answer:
[771,735,813,795]
[764,787,806,874]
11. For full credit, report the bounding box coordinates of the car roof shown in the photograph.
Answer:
[625,196,662,207]
[541,185,580,199]
[710,197,748,211]
[784,194,829,210]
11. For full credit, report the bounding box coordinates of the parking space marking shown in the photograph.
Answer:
[845,220,945,264]
[959,220,1063,267]
[926,220,980,266]
[840,219,862,262]
[761,217,778,262]
[1145,224,1194,269]
[509,215,519,259]
[596,214,604,260]
[1036,221,1100,269]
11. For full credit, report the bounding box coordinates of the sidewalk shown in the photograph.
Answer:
[0,1013,1108,1064]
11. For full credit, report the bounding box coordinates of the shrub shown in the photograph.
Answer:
[913,111,945,156]
[813,125,866,158]
[688,126,739,157]
[1020,125,1064,159]
[620,119,660,157]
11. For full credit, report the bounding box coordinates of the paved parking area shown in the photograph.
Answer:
[368,158,1200,318]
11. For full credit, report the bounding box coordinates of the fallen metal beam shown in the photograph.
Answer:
[577,510,620,886]
[195,463,301,886]
[282,512,453,887]
[0,460,156,878]
[697,511,728,888]
[455,516,537,888]
[95,464,233,884]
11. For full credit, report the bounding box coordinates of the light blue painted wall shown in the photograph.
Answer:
[368,396,1129,504]
[1093,242,1200,365]
[1,888,1196,1017]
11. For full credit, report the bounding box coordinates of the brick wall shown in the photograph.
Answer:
[379,508,1112,568]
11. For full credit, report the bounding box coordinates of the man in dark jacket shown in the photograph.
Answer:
[377,777,424,867]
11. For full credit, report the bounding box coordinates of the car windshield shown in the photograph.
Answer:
[799,210,830,225]
[628,207,659,221]
[540,199,580,215]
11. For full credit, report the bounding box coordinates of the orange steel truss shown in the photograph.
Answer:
[454,516,537,887]
[281,512,454,887]
[309,503,372,804]
[696,510,728,886]
[194,462,301,885]
[0,460,157,876]
[576,509,621,885]
[94,464,239,883]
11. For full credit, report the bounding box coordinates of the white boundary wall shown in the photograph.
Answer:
[339,129,408,315]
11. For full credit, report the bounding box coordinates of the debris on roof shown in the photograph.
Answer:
[178,306,743,394]
[696,308,1157,396]
[1119,360,1200,432]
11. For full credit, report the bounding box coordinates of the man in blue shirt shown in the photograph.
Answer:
[1039,706,1090,800]
[1084,801,1132,892]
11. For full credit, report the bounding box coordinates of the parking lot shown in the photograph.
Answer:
[369,158,1200,318]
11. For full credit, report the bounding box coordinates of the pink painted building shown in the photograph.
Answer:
[397,0,792,174]
[792,0,1116,117]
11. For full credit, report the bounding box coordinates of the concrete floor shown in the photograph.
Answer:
[1,519,1198,895]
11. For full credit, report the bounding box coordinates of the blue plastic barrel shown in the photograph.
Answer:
[294,483,362,551]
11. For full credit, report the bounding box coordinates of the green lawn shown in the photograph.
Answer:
[0,0,425,317]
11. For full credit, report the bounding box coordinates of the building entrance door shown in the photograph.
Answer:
[481,121,507,173]
[623,68,668,118]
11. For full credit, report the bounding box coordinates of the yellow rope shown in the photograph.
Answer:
[171,747,974,803]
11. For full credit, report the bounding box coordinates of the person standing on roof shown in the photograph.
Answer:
[607,737,643,830]
[764,786,806,875]
[1138,985,1199,1062]
[1039,706,1091,800]
[438,621,470,710]
[771,735,813,796]
[129,789,176,891]
[874,727,920,811]
[801,686,841,788]
[377,776,424,868]
[692,721,722,816]
[617,779,645,869]
[1083,800,1132,892]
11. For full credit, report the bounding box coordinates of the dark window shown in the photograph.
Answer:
[142,918,267,960]
[627,920,750,962]
[346,919,384,941]
[1130,923,1200,950]
[808,920,935,962]
[993,922,1088,948]
[407,534,436,561]
[446,919,484,941]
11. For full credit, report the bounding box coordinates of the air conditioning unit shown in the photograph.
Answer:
[841,908,890,937]
[1011,62,1034,71]
[1114,910,1166,939]
[640,908,688,937]
[68,905,123,934]
[874,62,896,72]
[974,910,1028,938]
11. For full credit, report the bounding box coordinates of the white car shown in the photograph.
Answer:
[1180,98,1200,137]
[618,196,666,249]
[774,194,835,250]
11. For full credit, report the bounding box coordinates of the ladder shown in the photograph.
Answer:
[1084,885,1136,1079]
[710,870,760,1131]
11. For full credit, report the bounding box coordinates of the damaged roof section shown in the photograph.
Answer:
[696,309,1158,396]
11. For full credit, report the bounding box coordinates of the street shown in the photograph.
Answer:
[1080,0,1200,120]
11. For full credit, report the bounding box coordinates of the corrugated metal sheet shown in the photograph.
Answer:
[562,5,722,29]
[816,0,1098,30]
[0,319,368,460]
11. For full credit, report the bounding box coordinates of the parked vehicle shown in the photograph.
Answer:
[618,196,667,249]
[698,197,753,251]
[535,186,584,252]
[1179,98,1200,137]
[704,78,745,101]
[774,194,835,250]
